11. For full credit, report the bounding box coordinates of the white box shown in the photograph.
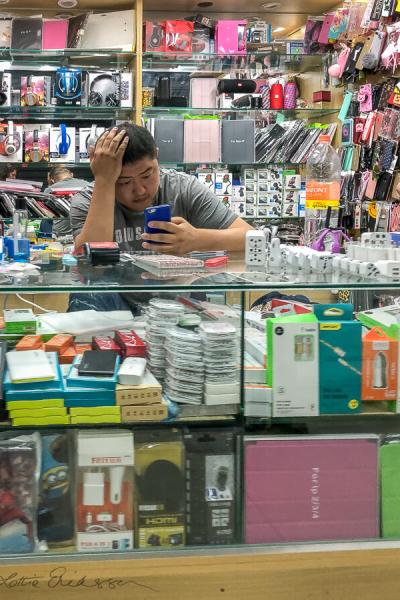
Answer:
[285,173,301,189]
[79,127,105,162]
[0,123,23,163]
[245,181,257,194]
[257,169,269,182]
[215,171,232,196]
[267,167,283,181]
[120,71,133,107]
[267,180,283,193]
[244,384,272,417]
[283,202,299,217]
[244,328,267,366]
[231,201,246,216]
[246,193,256,205]
[49,126,76,163]
[267,192,283,204]
[244,168,256,181]
[219,195,231,209]
[284,189,300,203]
[205,392,240,405]
[256,206,268,218]
[266,205,281,217]
[243,352,266,384]
[197,171,215,190]
[246,206,255,218]
[258,194,269,205]
[1,73,11,107]
[270,318,319,417]
[232,183,245,200]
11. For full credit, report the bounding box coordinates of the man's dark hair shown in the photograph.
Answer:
[115,122,157,165]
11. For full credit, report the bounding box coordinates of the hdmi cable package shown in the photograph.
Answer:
[184,428,240,545]
[135,430,185,548]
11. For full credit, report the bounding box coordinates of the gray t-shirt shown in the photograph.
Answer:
[69,169,237,250]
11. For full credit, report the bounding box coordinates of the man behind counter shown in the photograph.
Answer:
[70,123,252,254]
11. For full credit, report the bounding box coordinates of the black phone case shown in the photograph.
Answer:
[77,350,119,378]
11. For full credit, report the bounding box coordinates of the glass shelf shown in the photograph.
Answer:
[17,162,92,171]
[0,48,135,69]
[0,258,399,293]
[143,107,338,119]
[142,51,326,72]
[159,162,306,167]
[0,106,134,121]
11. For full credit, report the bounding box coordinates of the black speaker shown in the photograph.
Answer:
[156,75,171,101]
[217,79,257,94]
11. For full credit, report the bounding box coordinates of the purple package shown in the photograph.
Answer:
[244,435,379,544]
[215,20,247,55]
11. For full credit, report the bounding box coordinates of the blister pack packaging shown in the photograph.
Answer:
[0,433,40,553]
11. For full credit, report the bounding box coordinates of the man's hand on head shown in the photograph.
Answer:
[141,216,200,255]
[90,128,128,185]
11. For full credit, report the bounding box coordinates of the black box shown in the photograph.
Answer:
[184,428,240,546]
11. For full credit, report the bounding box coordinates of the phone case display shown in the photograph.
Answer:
[135,430,185,549]
[88,71,121,107]
[244,435,379,544]
[80,10,135,51]
[21,75,47,107]
[76,430,134,552]
[184,428,239,546]
[380,437,400,538]
[52,68,82,106]
[0,433,40,554]
[313,304,362,414]
[24,127,50,163]
[42,20,68,50]
[38,433,74,547]
[0,122,23,164]
[49,126,76,163]
[11,18,42,51]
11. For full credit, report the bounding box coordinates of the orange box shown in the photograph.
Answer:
[74,343,92,354]
[45,334,74,355]
[16,335,43,351]
[59,345,77,364]
[362,327,398,401]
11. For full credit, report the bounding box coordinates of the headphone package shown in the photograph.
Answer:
[53,68,83,106]
[20,75,49,107]
[79,126,105,162]
[87,71,121,108]
[0,122,23,163]
[76,430,135,553]
[49,126,76,163]
[135,430,185,549]
[24,126,50,163]
[143,21,166,52]
[0,73,11,107]
[184,428,240,546]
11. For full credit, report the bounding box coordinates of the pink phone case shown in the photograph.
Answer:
[184,119,221,163]
[42,20,68,50]
[358,84,373,113]
[318,14,335,44]
[190,78,218,108]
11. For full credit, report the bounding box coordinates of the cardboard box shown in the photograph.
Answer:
[45,334,74,355]
[215,171,232,196]
[184,428,239,545]
[121,399,168,422]
[244,385,272,417]
[135,430,185,549]
[267,314,319,417]
[314,304,361,414]
[116,370,162,405]
[243,352,267,384]
[362,327,398,401]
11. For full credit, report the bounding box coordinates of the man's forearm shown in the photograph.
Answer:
[195,223,252,252]
[75,179,115,248]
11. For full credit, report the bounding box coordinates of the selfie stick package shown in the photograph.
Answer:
[76,430,135,552]
[0,433,41,554]
[135,429,185,548]
[184,428,240,545]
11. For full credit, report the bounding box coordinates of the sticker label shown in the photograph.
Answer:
[306,181,340,209]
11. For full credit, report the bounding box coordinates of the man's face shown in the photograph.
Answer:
[115,157,160,212]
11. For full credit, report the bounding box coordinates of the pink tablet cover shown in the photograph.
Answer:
[42,20,68,50]
[245,436,379,544]
[184,119,220,163]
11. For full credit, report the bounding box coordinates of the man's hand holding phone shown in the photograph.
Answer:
[142,205,200,255]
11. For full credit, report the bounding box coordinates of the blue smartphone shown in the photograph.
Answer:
[144,204,171,243]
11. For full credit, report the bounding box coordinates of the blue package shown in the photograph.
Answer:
[66,354,120,390]
[4,353,63,392]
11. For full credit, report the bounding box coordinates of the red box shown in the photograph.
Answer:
[114,330,146,358]
[93,336,123,355]
[313,91,331,103]
[143,21,165,52]
[59,345,76,364]
[165,20,194,53]
[16,335,43,351]
[45,334,74,355]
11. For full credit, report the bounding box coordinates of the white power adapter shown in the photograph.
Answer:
[245,230,266,268]
[118,357,147,385]
[376,260,400,279]
[268,237,281,271]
